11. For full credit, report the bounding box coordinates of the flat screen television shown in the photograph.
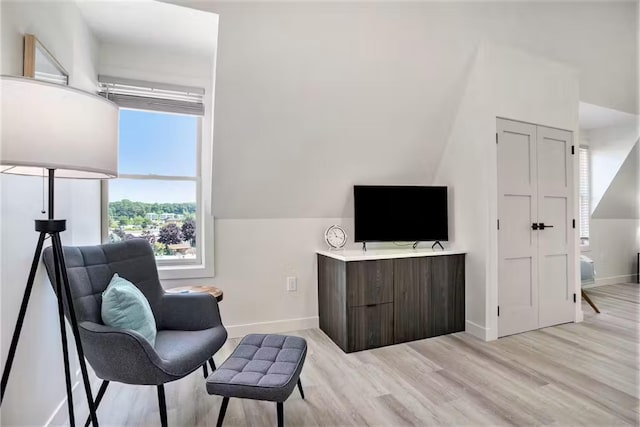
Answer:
[354,185,448,243]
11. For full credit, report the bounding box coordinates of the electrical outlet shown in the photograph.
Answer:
[286,276,297,292]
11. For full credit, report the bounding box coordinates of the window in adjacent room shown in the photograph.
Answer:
[579,146,590,245]
[100,77,206,267]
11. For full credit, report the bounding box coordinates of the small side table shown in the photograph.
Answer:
[166,285,224,302]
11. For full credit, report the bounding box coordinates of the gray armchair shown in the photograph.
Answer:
[43,239,227,426]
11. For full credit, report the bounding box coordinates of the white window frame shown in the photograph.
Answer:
[102,108,214,280]
[578,145,590,249]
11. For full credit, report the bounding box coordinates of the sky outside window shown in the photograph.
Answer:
[111,109,198,204]
[118,109,198,178]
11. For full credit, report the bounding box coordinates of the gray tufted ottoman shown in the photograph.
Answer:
[206,334,307,427]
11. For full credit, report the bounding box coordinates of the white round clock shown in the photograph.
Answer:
[325,225,347,249]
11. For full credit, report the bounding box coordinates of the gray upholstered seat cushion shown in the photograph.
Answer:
[154,327,227,376]
[206,334,307,402]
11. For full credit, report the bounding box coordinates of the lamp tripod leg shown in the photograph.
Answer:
[0,232,47,404]
[51,234,77,427]
[52,233,99,427]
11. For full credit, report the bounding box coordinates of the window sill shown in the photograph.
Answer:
[158,263,215,280]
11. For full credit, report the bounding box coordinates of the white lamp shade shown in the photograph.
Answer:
[1,75,118,179]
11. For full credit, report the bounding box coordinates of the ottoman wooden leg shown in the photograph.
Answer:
[276,402,284,427]
[216,397,229,427]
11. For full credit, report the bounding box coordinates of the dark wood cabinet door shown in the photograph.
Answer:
[346,260,393,307]
[347,303,394,352]
[317,255,348,351]
[394,258,428,343]
[426,255,465,336]
[448,255,466,332]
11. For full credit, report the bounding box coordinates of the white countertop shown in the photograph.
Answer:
[317,248,467,262]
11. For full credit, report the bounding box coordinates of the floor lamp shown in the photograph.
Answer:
[0,75,119,426]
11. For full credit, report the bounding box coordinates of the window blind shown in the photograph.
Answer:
[579,146,590,240]
[98,75,205,116]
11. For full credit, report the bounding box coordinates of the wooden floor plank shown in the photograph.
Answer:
[90,283,639,426]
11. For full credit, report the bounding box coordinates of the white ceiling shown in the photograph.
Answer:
[76,0,217,57]
[579,102,639,131]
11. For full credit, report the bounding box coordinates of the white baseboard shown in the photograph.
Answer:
[226,316,319,338]
[46,369,100,426]
[465,320,490,341]
[46,378,82,427]
[583,274,638,288]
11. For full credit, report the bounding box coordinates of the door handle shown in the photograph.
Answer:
[532,223,554,230]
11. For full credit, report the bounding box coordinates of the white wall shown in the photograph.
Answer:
[434,44,581,340]
[593,142,638,219]
[584,123,639,212]
[154,0,639,338]
[430,46,492,338]
[586,219,640,285]
[179,0,640,220]
[0,1,101,425]
[580,122,640,285]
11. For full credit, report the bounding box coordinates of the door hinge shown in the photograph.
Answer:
[571,145,575,155]
[572,219,576,229]
[497,219,500,230]
[496,133,499,144]
[497,306,500,316]
[573,293,577,303]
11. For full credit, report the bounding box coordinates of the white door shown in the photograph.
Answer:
[497,118,575,337]
[497,119,539,337]
[536,126,575,328]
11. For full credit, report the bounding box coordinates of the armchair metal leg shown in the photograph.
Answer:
[297,378,305,399]
[157,385,168,427]
[582,290,601,313]
[208,357,216,371]
[276,402,284,427]
[84,381,110,427]
[203,363,209,378]
[216,397,229,427]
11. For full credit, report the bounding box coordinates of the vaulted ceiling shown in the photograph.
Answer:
[172,1,638,218]
[593,141,639,219]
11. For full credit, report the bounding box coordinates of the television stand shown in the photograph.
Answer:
[317,248,466,352]
[362,242,367,251]
[412,241,419,249]
[432,241,444,250]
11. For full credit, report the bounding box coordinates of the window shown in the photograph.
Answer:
[100,76,209,270]
[107,109,201,264]
[579,146,590,245]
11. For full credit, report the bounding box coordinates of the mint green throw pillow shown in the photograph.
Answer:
[101,274,157,346]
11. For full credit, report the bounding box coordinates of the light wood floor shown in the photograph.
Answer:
[94,283,639,426]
